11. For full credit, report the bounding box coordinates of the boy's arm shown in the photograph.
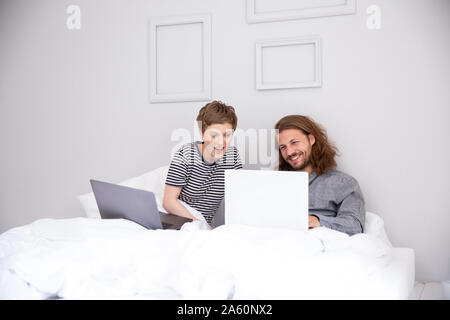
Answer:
[162,184,198,221]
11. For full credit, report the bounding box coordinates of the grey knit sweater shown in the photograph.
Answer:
[309,170,365,236]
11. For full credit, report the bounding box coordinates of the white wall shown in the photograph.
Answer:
[0,0,449,282]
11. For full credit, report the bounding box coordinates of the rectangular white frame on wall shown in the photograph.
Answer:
[149,14,211,103]
[255,36,322,90]
[247,0,356,23]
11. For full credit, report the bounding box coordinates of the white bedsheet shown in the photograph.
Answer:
[0,217,410,300]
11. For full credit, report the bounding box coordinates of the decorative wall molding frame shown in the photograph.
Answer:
[149,14,211,103]
[255,36,322,90]
[247,0,356,23]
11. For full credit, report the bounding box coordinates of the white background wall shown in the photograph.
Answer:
[0,0,449,282]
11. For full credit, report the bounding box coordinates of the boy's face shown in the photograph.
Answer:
[201,123,234,161]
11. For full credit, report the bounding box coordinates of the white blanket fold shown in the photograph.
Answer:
[0,217,391,299]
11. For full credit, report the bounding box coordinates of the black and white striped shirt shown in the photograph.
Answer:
[165,142,242,224]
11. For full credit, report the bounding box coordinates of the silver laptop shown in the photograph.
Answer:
[225,170,309,231]
[90,179,192,230]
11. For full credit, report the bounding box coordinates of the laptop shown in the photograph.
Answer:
[224,169,308,231]
[90,179,192,230]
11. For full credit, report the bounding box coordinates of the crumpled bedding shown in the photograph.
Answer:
[0,217,392,299]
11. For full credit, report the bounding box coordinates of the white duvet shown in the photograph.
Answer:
[0,217,393,300]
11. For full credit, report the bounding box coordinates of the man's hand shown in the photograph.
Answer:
[308,215,320,229]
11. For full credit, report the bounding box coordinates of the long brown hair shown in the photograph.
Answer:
[275,115,339,175]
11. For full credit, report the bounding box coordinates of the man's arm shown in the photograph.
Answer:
[312,178,365,236]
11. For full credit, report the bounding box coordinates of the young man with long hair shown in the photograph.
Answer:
[275,115,365,235]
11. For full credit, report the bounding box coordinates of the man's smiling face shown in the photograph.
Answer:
[278,129,315,172]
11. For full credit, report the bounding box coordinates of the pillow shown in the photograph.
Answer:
[77,166,170,219]
[364,211,392,247]
[77,192,101,219]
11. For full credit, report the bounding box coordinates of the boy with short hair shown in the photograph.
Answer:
[163,101,242,226]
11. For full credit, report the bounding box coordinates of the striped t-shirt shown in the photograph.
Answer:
[165,142,243,224]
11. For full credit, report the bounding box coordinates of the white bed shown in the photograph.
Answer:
[0,167,415,300]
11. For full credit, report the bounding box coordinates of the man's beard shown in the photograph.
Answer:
[286,151,311,171]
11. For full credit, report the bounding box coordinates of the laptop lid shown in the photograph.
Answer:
[90,179,163,230]
[225,169,308,231]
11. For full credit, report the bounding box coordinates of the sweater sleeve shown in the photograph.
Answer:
[313,177,365,236]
